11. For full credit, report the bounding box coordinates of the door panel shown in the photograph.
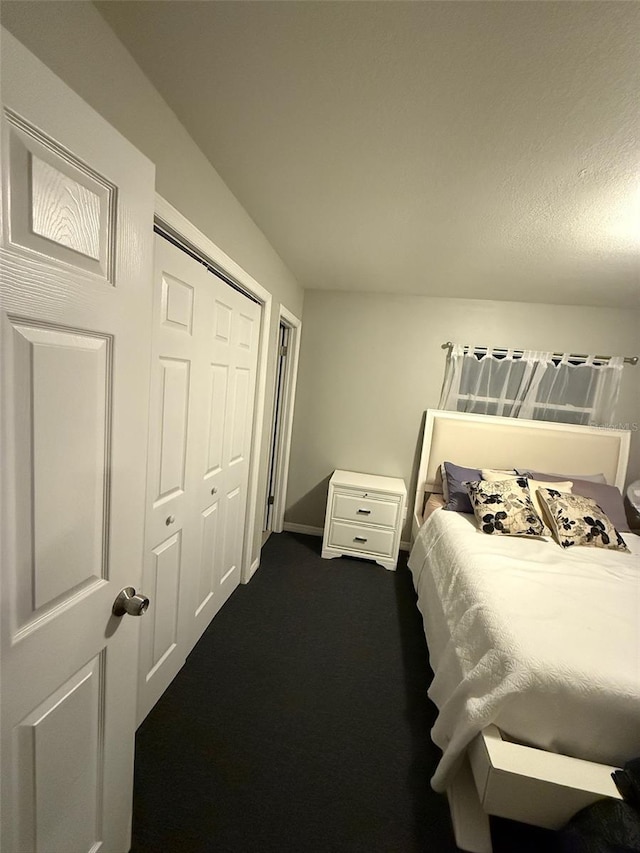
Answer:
[6,112,116,281]
[1,28,154,853]
[149,533,182,671]
[237,311,254,350]
[213,297,232,341]
[197,500,221,615]
[161,272,194,332]
[230,367,250,465]
[10,321,110,623]
[221,485,242,587]
[16,655,103,853]
[155,357,190,504]
[206,363,228,476]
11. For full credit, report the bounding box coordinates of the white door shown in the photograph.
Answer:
[138,235,260,721]
[0,30,154,853]
[194,261,260,636]
[136,235,196,722]
[264,322,289,532]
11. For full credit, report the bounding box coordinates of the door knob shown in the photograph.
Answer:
[112,587,150,617]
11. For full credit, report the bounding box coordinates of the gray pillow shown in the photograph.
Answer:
[516,469,607,484]
[442,461,481,514]
[529,476,629,532]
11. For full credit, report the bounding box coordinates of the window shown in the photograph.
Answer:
[439,345,624,426]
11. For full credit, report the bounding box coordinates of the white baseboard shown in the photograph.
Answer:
[283,522,324,537]
[242,555,260,584]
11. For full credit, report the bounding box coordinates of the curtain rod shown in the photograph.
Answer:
[441,342,638,366]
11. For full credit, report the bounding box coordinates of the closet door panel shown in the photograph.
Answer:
[137,240,204,724]
[196,500,222,616]
[148,533,182,672]
[191,286,260,642]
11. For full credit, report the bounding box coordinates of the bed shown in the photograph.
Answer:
[407,410,639,852]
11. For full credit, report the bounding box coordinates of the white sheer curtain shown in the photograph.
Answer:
[439,344,624,425]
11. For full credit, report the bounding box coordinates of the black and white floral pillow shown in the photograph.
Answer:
[465,477,545,537]
[536,489,630,552]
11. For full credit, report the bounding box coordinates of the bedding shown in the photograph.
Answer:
[423,493,446,521]
[408,508,640,793]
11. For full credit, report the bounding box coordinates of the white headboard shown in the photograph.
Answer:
[412,410,631,540]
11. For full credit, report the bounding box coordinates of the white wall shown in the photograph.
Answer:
[286,291,640,537]
[0,1,302,316]
[0,1,305,564]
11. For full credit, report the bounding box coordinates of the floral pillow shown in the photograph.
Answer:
[536,489,630,552]
[466,477,545,537]
[528,479,573,536]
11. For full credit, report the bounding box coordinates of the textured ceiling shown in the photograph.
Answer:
[96,1,639,307]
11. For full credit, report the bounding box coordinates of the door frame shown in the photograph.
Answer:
[265,305,302,535]
[154,194,271,585]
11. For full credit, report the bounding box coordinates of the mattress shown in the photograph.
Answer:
[408,509,640,792]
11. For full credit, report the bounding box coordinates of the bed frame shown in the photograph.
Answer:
[412,410,632,853]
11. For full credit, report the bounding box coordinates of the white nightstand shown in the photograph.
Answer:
[321,470,407,571]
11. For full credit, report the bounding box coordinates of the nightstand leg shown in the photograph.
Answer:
[321,549,341,561]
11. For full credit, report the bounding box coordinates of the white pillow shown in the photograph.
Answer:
[481,469,517,481]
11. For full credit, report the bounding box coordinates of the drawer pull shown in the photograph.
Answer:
[354,536,368,543]
[357,508,371,515]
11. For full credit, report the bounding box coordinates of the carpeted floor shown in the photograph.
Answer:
[131,532,558,852]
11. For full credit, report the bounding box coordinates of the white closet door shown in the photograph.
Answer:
[192,275,260,643]
[0,29,154,853]
[136,236,199,722]
[138,235,260,721]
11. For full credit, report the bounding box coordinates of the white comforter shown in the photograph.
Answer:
[408,509,640,792]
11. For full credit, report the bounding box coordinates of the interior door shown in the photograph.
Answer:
[194,270,260,640]
[264,322,289,533]
[137,235,260,720]
[0,30,154,853]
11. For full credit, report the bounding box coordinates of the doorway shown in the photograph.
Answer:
[263,306,302,542]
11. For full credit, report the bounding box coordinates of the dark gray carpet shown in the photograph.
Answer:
[131,531,558,852]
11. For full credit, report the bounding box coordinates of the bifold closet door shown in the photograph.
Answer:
[137,235,260,723]
[190,270,260,643]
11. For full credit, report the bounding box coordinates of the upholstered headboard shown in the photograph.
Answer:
[412,410,631,540]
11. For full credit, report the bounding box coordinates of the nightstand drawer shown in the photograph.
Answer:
[327,521,395,558]
[332,493,399,528]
